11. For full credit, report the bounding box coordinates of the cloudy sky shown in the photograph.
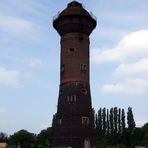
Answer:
[0,0,148,135]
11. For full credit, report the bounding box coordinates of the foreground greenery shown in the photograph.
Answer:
[0,107,148,148]
[0,128,53,148]
[95,107,148,147]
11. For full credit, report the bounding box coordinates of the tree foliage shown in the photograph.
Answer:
[37,127,53,148]
[0,132,8,142]
[8,129,36,148]
[95,107,137,147]
[8,128,53,148]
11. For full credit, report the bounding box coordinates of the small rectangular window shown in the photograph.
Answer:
[67,95,76,103]
[81,89,87,95]
[57,119,62,125]
[82,117,89,125]
[67,96,70,102]
[72,95,76,102]
[69,48,75,53]
[80,64,87,72]
[60,89,64,94]
[61,65,65,72]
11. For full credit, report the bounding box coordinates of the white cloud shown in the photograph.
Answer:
[92,30,148,96]
[29,59,42,67]
[101,78,148,96]
[91,30,148,64]
[135,117,148,127]
[0,15,33,33]
[0,67,19,86]
[114,58,148,78]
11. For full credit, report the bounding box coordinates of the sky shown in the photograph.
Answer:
[0,0,148,135]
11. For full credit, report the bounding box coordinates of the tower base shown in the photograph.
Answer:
[53,127,96,148]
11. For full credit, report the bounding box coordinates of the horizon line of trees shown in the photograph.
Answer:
[0,107,148,148]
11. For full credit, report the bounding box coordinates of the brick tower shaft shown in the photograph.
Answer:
[61,33,90,84]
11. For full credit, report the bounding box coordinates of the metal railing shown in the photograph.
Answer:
[53,11,97,21]
[89,12,97,21]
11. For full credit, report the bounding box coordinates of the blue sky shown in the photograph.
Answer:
[0,0,148,135]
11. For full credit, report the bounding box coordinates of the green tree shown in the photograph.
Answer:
[133,127,144,146]
[96,108,103,147]
[37,127,53,148]
[102,108,106,135]
[121,109,126,135]
[0,132,8,142]
[121,109,126,145]
[142,122,148,147]
[110,108,114,136]
[113,107,118,134]
[98,108,102,132]
[127,107,136,146]
[106,109,110,136]
[8,129,36,148]
[118,108,121,135]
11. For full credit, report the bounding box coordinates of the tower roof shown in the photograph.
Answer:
[58,1,93,19]
[53,1,97,35]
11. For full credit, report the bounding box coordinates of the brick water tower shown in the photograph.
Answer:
[52,1,97,147]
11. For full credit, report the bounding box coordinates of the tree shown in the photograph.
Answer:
[102,108,106,135]
[127,107,136,146]
[133,127,144,146]
[127,107,136,132]
[98,108,102,132]
[118,108,121,135]
[113,107,118,134]
[121,109,126,145]
[8,129,36,148]
[106,109,110,136]
[142,122,148,147]
[0,132,7,142]
[110,108,114,136]
[121,109,126,135]
[37,127,53,148]
[96,108,103,147]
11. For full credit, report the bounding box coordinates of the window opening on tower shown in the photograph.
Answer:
[80,63,87,72]
[81,116,89,125]
[60,89,64,94]
[69,47,75,53]
[81,89,88,95]
[57,118,62,125]
[67,95,77,103]
[61,64,65,72]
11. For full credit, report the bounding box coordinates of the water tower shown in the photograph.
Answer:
[52,1,97,147]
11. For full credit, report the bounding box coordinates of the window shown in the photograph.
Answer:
[79,34,83,40]
[81,89,87,95]
[80,64,87,72]
[75,82,80,86]
[60,89,64,94]
[69,48,75,53]
[61,64,65,72]
[84,138,90,148]
[81,117,89,125]
[57,119,62,125]
[67,95,76,103]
